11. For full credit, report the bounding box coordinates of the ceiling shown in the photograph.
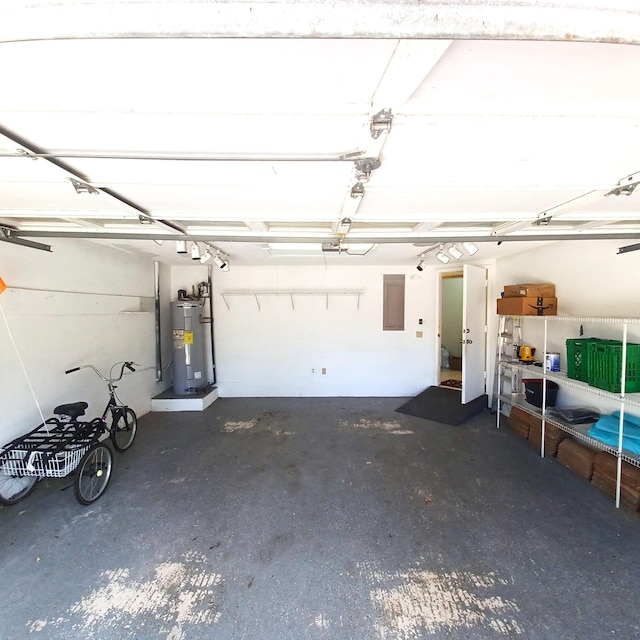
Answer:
[2,2,640,267]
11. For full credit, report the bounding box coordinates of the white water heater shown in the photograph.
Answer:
[172,301,206,395]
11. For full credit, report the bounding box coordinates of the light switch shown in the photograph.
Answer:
[416,331,423,338]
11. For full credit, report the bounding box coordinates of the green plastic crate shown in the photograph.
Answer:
[587,340,640,393]
[566,337,602,381]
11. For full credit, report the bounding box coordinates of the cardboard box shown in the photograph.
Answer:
[528,419,568,456]
[497,296,558,316]
[503,283,556,298]
[508,406,534,427]
[592,452,640,510]
[507,406,530,439]
[557,438,596,480]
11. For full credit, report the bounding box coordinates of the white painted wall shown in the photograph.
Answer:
[211,265,436,397]
[0,239,167,443]
[495,240,640,318]
[494,239,640,414]
[4,235,637,443]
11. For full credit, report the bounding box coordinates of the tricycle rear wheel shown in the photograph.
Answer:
[73,444,112,505]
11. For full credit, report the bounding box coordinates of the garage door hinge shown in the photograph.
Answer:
[370,108,393,139]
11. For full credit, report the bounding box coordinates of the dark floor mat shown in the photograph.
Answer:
[396,386,488,425]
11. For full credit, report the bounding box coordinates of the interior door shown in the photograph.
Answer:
[461,264,488,403]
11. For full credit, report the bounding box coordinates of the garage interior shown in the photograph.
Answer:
[2,2,640,639]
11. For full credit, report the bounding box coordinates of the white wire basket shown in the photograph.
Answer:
[0,446,89,478]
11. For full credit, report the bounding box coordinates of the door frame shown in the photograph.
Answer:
[434,262,494,394]
[436,269,463,386]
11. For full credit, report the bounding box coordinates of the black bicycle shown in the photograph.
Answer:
[0,361,138,506]
[65,361,139,454]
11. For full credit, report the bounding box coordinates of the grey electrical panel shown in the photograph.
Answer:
[171,301,205,395]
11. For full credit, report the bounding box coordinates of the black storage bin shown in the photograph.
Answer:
[523,378,559,408]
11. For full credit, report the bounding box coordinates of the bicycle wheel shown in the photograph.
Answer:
[109,407,137,452]
[0,456,38,505]
[73,444,112,505]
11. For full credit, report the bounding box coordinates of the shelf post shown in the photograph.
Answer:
[615,322,629,509]
[540,317,548,458]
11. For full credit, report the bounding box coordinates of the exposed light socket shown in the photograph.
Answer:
[322,367,327,375]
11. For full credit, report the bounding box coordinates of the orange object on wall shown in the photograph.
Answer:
[0,277,6,295]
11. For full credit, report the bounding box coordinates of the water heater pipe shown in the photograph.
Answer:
[154,260,162,382]
[208,265,216,384]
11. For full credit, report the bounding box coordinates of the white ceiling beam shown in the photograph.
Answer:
[2,2,639,45]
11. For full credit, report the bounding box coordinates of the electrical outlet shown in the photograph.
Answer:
[311,368,315,374]
[322,367,327,375]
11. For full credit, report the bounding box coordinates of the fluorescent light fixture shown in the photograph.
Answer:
[416,258,427,271]
[463,241,478,255]
[448,244,463,260]
[191,242,201,260]
[176,240,187,254]
[199,248,213,264]
[435,246,450,264]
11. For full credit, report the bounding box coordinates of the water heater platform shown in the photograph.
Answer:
[151,386,218,412]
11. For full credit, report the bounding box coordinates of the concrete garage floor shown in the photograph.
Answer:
[1,397,639,640]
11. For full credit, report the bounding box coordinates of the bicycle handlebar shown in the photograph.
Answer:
[65,361,139,382]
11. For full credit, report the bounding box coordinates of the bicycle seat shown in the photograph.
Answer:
[53,402,89,420]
